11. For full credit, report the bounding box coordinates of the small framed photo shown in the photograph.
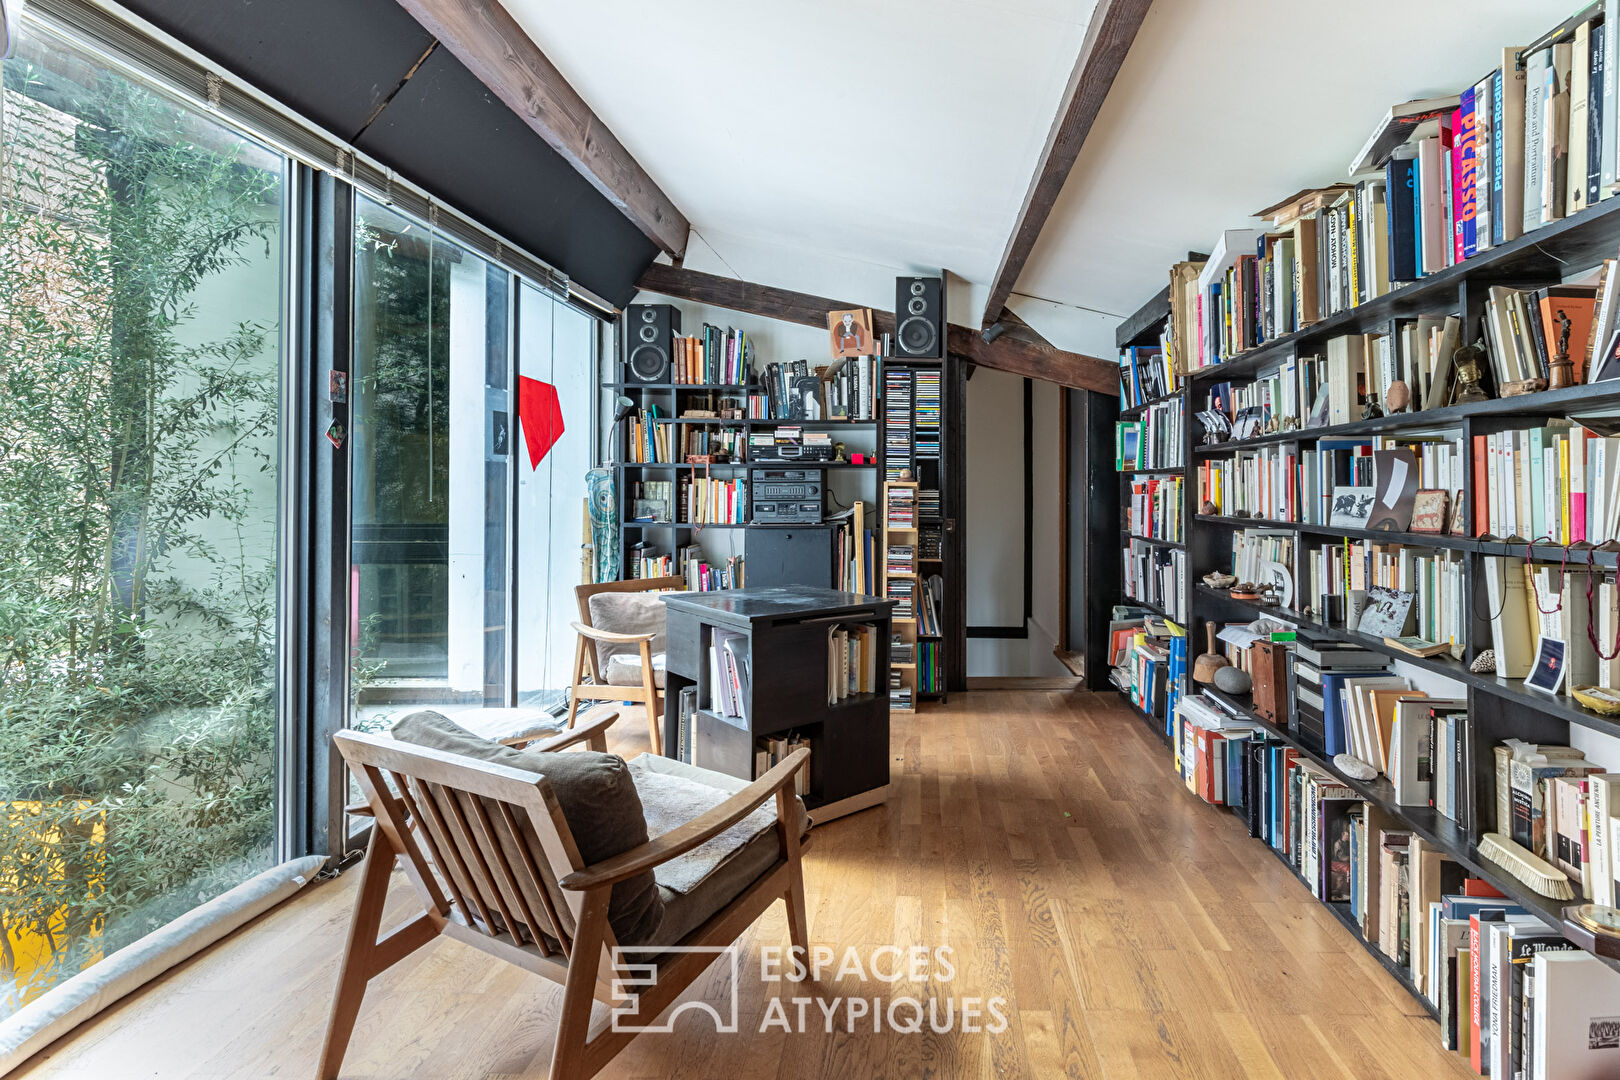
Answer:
[1410,489,1449,534]
[1446,489,1468,536]
[1329,486,1376,529]
[1525,634,1567,696]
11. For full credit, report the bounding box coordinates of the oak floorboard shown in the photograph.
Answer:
[15,690,1475,1079]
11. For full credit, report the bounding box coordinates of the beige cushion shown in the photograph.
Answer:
[586,591,666,674]
[628,754,810,950]
[604,651,667,688]
[437,707,565,745]
[388,711,665,947]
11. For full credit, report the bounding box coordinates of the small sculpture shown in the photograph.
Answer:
[1213,666,1252,694]
[1470,649,1497,674]
[1361,398,1384,420]
[1202,500,1218,516]
[1548,309,1575,390]
[1386,380,1411,412]
[1334,754,1378,781]
[1202,571,1236,589]
[1454,339,1491,403]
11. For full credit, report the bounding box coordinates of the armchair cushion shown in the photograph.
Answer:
[389,710,665,947]
[627,754,810,949]
[604,651,666,689]
[586,591,666,673]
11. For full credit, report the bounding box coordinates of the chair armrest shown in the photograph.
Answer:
[344,801,374,818]
[528,709,618,753]
[570,620,658,645]
[559,747,810,892]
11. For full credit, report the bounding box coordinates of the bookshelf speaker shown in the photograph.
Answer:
[624,303,680,383]
[894,276,943,359]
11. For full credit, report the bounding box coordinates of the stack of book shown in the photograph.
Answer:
[1123,538,1185,621]
[754,733,811,796]
[1292,638,1391,757]
[672,324,753,385]
[678,476,746,524]
[1126,475,1184,542]
[1119,344,1175,406]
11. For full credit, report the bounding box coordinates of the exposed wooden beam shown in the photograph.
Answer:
[980,0,1153,329]
[636,264,1119,395]
[394,0,689,258]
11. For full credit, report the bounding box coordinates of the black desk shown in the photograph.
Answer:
[661,587,894,821]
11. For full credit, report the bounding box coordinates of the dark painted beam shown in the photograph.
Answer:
[637,264,1120,395]
[394,0,689,258]
[980,0,1153,329]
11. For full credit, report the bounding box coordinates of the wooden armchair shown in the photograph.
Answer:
[319,721,810,1080]
[567,576,684,754]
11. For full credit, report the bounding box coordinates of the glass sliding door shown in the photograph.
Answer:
[515,283,596,708]
[351,198,509,725]
[0,21,288,1012]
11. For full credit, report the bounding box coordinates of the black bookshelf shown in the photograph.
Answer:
[608,302,967,699]
[1108,166,1620,980]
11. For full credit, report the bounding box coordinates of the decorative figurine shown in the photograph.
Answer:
[1548,310,1575,390]
[1470,649,1497,674]
[1386,380,1411,412]
[1202,500,1218,516]
[1454,339,1491,403]
[1361,397,1384,420]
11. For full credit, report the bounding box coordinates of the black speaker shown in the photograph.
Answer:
[623,303,680,383]
[894,276,944,359]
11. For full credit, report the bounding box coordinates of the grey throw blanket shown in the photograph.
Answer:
[626,757,777,894]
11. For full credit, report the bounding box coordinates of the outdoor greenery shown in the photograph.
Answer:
[0,44,282,1011]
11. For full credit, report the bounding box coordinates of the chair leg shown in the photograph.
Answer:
[640,650,662,756]
[548,892,611,1080]
[784,871,809,956]
[567,635,588,729]
[318,830,397,1080]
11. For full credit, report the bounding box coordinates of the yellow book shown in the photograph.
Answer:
[1561,435,1571,543]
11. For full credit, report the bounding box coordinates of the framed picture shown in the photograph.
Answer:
[1409,489,1448,534]
[827,308,875,358]
[1445,489,1468,536]
[1356,586,1414,638]
[1525,634,1567,695]
[1329,485,1376,529]
[1366,448,1420,531]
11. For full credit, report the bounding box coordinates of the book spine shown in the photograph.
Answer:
[1594,21,1608,205]
[1459,88,1479,260]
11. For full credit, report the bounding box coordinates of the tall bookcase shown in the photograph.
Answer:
[1108,163,1620,992]
[609,313,966,703]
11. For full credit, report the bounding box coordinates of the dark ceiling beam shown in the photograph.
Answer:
[393,0,689,258]
[636,264,1120,395]
[980,0,1153,329]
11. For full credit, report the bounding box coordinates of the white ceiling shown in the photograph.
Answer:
[497,0,1095,313]
[501,0,1576,355]
[1022,0,1574,326]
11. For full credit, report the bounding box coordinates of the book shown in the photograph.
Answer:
[1530,950,1620,1079]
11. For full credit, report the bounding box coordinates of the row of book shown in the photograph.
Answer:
[629,477,746,524]
[830,501,877,596]
[826,623,880,705]
[916,640,943,695]
[708,629,751,722]
[745,357,880,421]
[1113,401,1184,470]
[1118,344,1175,407]
[1482,556,1620,691]
[1472,423,1620,544]
[754,733,811,796]
[1125,475,1184,544]
[668,324,754,385]
[1123,540,1185,622]
[626,544,744,591]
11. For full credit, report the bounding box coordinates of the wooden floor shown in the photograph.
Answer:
[19,691,1477,1079]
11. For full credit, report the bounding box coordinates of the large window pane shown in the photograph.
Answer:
[515,284,594,707]
[0,23,286,1012]
[352,198,508,724]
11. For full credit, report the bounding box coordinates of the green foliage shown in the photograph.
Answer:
[0,44,281,1009]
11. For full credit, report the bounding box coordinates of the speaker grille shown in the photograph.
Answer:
[628,344,668,381]
[897,316,937,356]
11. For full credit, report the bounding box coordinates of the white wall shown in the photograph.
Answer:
[965,369,1068,677]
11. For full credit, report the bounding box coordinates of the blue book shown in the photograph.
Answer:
[1385,155,1419,282]
[1412,156,1425,277]
[1321,673,1349,756]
